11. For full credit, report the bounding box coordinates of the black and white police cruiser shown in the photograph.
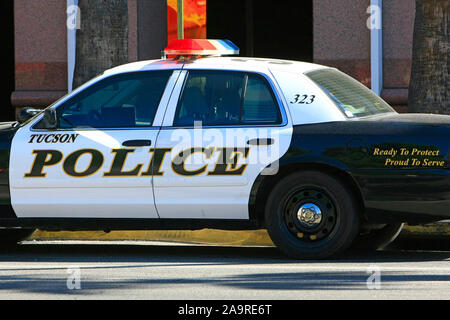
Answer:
[1,39,449,259]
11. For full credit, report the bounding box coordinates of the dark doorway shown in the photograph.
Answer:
[0,0,16,121]
[207,0,313,61]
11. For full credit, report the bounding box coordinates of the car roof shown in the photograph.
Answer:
[104,56,329,76]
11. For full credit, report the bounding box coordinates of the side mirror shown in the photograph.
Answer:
[43,109,58,129]
[17,107,42,124]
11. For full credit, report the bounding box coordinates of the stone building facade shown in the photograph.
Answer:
[9,0,415,118]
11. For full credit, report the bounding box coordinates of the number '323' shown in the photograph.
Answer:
[290,94,316,105]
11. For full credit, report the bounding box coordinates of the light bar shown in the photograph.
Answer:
[164,39,240,56]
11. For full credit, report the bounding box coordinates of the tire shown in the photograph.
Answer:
[0,229,35,246]
[352,223,404,250]
[265,170,360,259]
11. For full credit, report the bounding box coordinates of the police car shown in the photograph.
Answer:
[2,39,449,259]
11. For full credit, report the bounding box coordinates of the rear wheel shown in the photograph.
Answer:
[0,229,35,246]
[265,171,360,259]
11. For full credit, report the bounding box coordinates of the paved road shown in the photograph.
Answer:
[0,238,449,300]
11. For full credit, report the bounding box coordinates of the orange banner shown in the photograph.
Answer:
[167,0,206,43]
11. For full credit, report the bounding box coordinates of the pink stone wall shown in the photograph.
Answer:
[313,0,416,108]
[14,0,68,93]
[313,0,371,87]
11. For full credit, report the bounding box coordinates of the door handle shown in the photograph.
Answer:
[122,139,152,147]
[247,138,275,146]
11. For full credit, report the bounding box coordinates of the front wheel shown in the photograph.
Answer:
[265,171,360,259]
[0,229,35,246]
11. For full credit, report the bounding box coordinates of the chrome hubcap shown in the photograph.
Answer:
[284,188,337,242]
[297,203,322,228]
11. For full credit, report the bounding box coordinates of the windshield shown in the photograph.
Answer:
[306,69,395,118]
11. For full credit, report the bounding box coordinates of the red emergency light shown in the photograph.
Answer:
[164,39,239,57]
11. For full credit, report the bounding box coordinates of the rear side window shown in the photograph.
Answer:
[306,69,394,118]
[174,71,282,126]
[241,74,281,124]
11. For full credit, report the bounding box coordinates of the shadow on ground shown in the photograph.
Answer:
[0,233,449,264]
[0,234,448,296]
[0,266,449,296]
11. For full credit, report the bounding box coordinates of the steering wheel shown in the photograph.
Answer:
[88,110,102,126]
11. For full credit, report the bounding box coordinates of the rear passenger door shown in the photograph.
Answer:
[154,70,293,219]
[10,70,178,219]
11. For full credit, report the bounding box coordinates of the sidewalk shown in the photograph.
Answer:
[30,223,450,246]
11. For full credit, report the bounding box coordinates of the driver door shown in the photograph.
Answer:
[9,70,178,219]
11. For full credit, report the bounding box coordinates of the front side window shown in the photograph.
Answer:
[37,71,172,129]
[174,71,282,126]
[306,69,395,118]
